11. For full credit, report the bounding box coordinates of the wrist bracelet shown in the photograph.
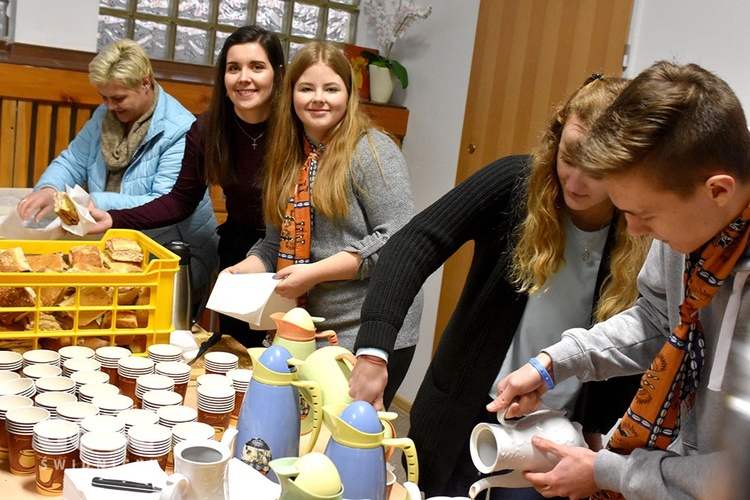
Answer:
[358,354,387,366]
[528,357,555,390]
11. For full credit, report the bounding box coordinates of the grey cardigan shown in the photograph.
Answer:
[546,239,750,499]
[249,129,423,351]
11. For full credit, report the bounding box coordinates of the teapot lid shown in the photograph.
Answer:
[248,346,298,385]
[339,401,383,434]
[257,345,293,373]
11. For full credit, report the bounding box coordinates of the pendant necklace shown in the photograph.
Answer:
[234,115,264,149]
[571,220,610,262]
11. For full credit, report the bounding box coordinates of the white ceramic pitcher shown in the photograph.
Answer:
[468,405,585,493]
[160,429,237,500]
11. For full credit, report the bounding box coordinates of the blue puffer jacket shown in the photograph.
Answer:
[35,85,219,292]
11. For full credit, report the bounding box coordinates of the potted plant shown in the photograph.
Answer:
[361,0,432,103]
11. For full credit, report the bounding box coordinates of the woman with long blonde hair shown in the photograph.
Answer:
[227,41,422,409]
[349,74,651,497]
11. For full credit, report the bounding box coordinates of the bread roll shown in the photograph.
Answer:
[103,254,142,273]
[0,286,36,325]
[77,336,110,350]
[56,286,112,326]
[105,237,143,264]
[101,310,138,329]
[69,245,104,269]
[0,247,32,273]
[26,252,68,272]
[54,191,79,225]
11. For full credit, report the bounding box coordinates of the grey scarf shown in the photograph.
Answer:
[101,85,159,192]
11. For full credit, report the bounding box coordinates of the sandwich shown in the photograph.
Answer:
[0,247,32,273]
[54,191,79,225]
[105,237,144,264]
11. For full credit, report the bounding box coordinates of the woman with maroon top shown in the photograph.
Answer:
[90,26,285,347]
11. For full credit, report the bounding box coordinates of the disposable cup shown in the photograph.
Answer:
[34,376,75,395]
[0,370,21,383]
[147,344,183,363]
[157,405,197,428]
[22,364,62,381]
[0,377,36,398]
[5,406,51,476]
[80,414,126,435]
[196,373,233,389]
[0,351,23,372]
[155,362,191,399]
[58,345,95,362]
[34,392,77,417]
[79,431,127,469]
[62,357,101,378]
[90,394,133,416]
[141,390,183,412]
[127,423,172,470]
[95,346,131,386]
[56,402,99,424]
[71,371,111,395]
[32,419,81,495]
[22,350,61,368]
[78,383,119,404]
[117,408,159,432]
[204,351,238,375]
[0,395,34,460]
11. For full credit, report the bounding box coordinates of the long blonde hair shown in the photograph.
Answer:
[510,75,651,323]
[262,41,379,226]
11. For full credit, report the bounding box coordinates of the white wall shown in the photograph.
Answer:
[356,0,481,403]
[625,0,750,113]
[8,0,99,52]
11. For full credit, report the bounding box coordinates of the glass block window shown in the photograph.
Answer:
[98,0,360,66]
[0,0,9,39]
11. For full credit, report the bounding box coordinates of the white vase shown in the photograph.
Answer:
[368,64,396,103]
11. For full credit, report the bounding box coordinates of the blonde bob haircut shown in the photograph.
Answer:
[263,41,380,226]
[88,39,154,89]
[510,75,651,323]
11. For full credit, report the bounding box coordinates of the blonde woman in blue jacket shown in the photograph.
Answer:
[17,39,218,290]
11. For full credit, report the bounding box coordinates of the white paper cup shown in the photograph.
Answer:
[58,345,95,362]
[204,351,238,374]
[80,415,126,435]
[79,431,127,469]
[135,374,175,398]
[147,344,183,363]
[34,392,77,416]
[22,364,62,381]
[157,405,197,428]
[171,421,216,445]
[94,346,132,368]
[34,376,76,394]
[196,373,234,389]
[56,401,100,424]
[22,350,60,368]
[116,408,159,431]
[90,394,133,416]
[0,352,23,371]
[62,357,101,378]
[78,383,119,404]
[0,370,20,383]
[141,390,183,412]
[0,377,36,398]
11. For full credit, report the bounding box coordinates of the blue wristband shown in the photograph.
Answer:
[529,357,555,390]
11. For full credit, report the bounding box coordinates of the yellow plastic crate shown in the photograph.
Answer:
[0,229,179,352]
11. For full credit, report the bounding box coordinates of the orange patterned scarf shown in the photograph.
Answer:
[593,204,750,499]
[277,135,324,307]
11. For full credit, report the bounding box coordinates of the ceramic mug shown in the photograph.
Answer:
[468,405,585,488]
[160,438,233,500]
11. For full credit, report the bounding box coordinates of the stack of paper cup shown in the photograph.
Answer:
[58,345,95,363]
[117,357,155,404]
[127,423,172,470]
[0,351,23,373]
[22,350,61,368]
[56,401,100,425]
[196,373,234,389]
[0,371,20,383]
[80,414,126,435]
[141,390,183,412]
[4,406,50,475]
[204,351,239,375]
[34,376,76,395]
[0,378,37,398]
[134,374,174,409]
[0,395,34,460]
[91,394,133,417]
[147,344,183,363]
[78,383,119,404]
[71,371,111,396]
[196,384,235,441]
[155,362,191,400]
[117,408,159,433]
[94,346,132,387]
[79,431,127,469]
[170,421,215,451]
[34,392,77,417]
[22,364,62,381]
[32,419,81,495]
[226,369,252,420]
[157,405,198,429]
[62,357,101,378]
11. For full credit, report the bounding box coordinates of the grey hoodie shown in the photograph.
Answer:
[545,239,750,499]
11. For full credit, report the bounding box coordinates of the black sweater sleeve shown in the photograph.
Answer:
[353,155,530,356]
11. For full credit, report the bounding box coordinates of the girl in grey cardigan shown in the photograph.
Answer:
[226,41,422,409]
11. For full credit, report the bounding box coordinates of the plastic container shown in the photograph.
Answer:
[0,229,178,352]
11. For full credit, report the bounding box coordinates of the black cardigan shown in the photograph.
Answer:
[354,155,639,493]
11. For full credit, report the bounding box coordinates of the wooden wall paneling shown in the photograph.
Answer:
[0,100,17,187]
[54,105,73,159]
[433,0,634,351]
[12,101,32,188]
[33,102,54,184]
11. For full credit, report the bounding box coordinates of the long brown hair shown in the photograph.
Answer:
[262,41,381,226]
[510,75,651,322]
[202,26,285,186]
